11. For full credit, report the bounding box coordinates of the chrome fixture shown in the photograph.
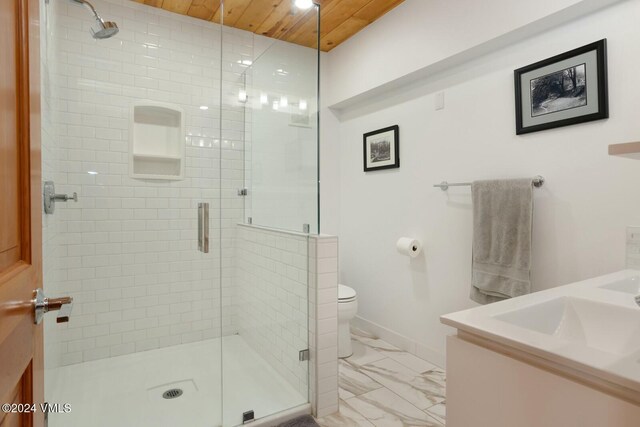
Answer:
[237,188,248,196]
[299,349,310,361]
[69,0,119,39]
[434,175,545,191]
[43,181,78,214]
[302,223,310,233]
[33,288,73,324]
[198,203,209,253]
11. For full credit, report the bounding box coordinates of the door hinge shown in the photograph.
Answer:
[299,349,310,361]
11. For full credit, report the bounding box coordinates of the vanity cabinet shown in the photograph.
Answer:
[446,332,640,427]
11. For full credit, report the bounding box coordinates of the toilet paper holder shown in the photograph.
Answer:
[396,237,422,258]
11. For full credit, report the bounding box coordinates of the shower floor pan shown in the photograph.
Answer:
[47,335,307,427]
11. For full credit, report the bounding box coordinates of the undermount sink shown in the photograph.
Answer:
[493,297,640,356]
[599,275,640,294]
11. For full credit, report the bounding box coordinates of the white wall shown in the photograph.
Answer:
[319,53,341,236]
[328,0,640,363]
[325,0,620,107]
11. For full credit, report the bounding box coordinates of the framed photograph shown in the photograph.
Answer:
[514,39,608,135]
[363,125,399,172]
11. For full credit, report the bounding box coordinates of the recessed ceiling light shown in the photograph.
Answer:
[199,105,209,110]
[299,99,307,110]
[87,171,98,175]
[276,68,289,76]
[295,0,313,10]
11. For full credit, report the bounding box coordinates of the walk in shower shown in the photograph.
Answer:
[39,0,320,425]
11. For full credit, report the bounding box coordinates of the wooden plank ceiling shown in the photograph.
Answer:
[132,0,405,51]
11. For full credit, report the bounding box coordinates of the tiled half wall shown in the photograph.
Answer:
[235,224,338,418]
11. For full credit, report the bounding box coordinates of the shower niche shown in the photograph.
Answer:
[129,102,184,180]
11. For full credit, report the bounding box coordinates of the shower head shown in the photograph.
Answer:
[92,21,119,39]
[69,0,119,39]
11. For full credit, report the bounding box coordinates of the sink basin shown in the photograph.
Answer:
[599,276,640,294]
[494,297,640,355]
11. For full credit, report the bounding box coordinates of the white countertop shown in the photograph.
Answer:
[441,270,640,393]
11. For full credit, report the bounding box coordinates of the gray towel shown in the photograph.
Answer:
[471,178,533,304]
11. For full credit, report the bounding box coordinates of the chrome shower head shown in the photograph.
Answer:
[69,0,119,39]
[92,21,119,39]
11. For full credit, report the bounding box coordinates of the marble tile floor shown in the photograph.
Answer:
[316,329,446,427]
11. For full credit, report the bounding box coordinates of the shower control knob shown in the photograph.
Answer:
[43,181,79,214]
[59,192,78,202]
[32,289,73,325]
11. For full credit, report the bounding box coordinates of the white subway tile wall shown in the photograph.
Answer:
[44,0,250,365]
[235,225,310,397]
[234,226,339,417]
[41,0,338,417]
[308,235,339,417]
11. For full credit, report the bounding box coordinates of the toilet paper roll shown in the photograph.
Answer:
[396,237,422,258]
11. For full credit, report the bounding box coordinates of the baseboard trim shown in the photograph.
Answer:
[352,316,446,369]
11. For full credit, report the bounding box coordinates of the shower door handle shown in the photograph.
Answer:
[32,289,73,324]
[198,203,209,253]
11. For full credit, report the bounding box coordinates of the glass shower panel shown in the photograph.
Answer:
[242,8,320,234]
[225,228,309,425]
[221,3,319,426]
[40,0,224,426]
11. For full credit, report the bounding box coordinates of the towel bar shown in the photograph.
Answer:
[434,175,545,191]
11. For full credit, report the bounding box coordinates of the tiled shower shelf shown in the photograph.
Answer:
[130,103,185,180]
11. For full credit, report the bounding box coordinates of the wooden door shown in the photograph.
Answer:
[0,0,44,425]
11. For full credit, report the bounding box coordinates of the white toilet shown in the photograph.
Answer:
[338,284,358,358]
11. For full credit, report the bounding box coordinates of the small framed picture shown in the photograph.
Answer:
[363,125,399,172]
[514,39,608,135]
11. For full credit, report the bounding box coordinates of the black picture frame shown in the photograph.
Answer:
[363,125,400,172]
[514,39,608,135]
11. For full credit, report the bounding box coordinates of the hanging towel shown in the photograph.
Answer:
[470,178,533,304]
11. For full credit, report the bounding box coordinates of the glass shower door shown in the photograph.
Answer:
[40,0,224,426]
[40,0,320,424]
[221,2,319,425]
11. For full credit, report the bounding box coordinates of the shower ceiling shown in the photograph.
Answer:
[131,0,405,51]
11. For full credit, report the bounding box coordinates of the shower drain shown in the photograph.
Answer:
[162,388,183,399]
